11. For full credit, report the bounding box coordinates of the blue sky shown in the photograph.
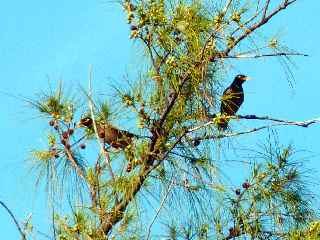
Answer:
[0,0,319,238]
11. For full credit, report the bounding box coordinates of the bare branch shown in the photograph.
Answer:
[64,147,86,179]
[223,52,308,59]
[140,35,158,74]
[189,114,320,135]
[191,116,320,142]
[0,200,26,240]
[262,0,271,19]
[55,122,86,180]
[224,0,298,56]
[150,114,320,167]
[231,1,264,36]
[237,114,320,127]
[87,65,119,204]
[222,0,233,16]
[146,178,174,240]
[195,124,280,141]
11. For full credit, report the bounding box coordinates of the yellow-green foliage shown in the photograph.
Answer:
[31,150,54,162]
[111,175,141,199]
[48,134,56,147]
[289,221,320,240]
[56,212,105,240]
[30,85,75,123]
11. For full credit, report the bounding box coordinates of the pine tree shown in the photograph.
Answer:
[8,0,320,239]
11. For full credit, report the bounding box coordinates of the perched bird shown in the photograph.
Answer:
[78,117,134,149]
[218,74,250,130]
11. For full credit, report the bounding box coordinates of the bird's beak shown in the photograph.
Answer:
[244,76,251,81]
[76,122,83,128]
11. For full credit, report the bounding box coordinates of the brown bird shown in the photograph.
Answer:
[218,74,250,130]
[78,117,134,149]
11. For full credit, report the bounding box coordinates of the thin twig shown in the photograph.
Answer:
[87,65,119,204]
[231,1,263,36]
[224,0,298,55]
[222,0,233,16]
[158,73,190,127]
[140,35,158,74]
[55,122,86,180]
[52,205,56,240]
[64,147,85,179]
[154,114,316,164]
[0,200,26,240]
[188,115,320,135]
[146,178,174,240]
[237,114,320,127]
[262,0,271,19]
[195,124,280,141]
[193,118,320,142]
[223,52,308,59]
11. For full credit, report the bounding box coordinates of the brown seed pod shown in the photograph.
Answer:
[242,181,250,189]
[49,120,55,126]
[68,128,74,135]
[126,162,132,172]
[62,131,69,139]
[130,25,138,31]
[235,188,241,195]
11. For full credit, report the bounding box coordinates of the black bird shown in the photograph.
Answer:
[218,74,250,130]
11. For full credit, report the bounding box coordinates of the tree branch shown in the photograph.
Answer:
[262,0,271,19]
[0,200,26,240]
[222,52,308,59]
[146,178,174,240]
[87,65,119,204]
[237,114,320,127]
[101,164,156,235]
[64,147,86,179]
[191,115,320,142]
[99,67,195,236]
[224,0,298,56]
[158,73,190,127]
[231,1,264,36]
[222,0,233,16]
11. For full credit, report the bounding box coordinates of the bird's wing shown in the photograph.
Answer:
[220,87,242,115]
[222,87,232,95]
[220,88,233,113]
